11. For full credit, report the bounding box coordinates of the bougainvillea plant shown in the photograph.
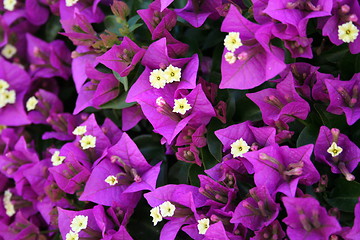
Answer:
[1,0,360,239]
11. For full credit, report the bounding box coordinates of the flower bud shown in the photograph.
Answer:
[111,1,130,20]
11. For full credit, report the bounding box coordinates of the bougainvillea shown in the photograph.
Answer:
[1,0,360,239]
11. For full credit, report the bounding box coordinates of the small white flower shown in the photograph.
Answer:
[0,79,9,92]
[150,206,162,226]
[3,90,16,104]
[1,44,17,59]
[224,32,242,52]
[3,0,16,11]
[149,69,167,89]
[0,89,16,108]
[197,218,210,235]
[79,135,96,150]
[0,97,6,108]
[230,138,250,158]
[65,231,79,240]
[3,189,15,217]
[105,175,118,186]
[70,215,88,233]
[224,52,236,64]
[164,64,181,83]
[338,21,359,43]
[72,126,87,135]
[65,0,79,7]
[26,96,38,111]
[173,98,192,115]
[159,201,176,217]
[51,150,66,166]
[327,142,343,157]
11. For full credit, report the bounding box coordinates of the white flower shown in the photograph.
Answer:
[149,69,167,89]
[164,64,181,83]
[0,89,16,108]
[26,96,38,111]
[105,175,118,186]
[0,79,9,92]
[224,32,242,52]
[197,218,210,235]
[3,189,15,217]
[338,21,359,43]
[150,206,162,226]
[224,52,236,64]
[327,142,343,157]
[159,201,176,217]
[65,0,79,7]
[72,126,87,135]
[3,90,16,104]
[79,135,96,150]
[1,44,17,59]
[70,215,88,233]
[3,0,16,11]
[230,138,250,158]
[51,150,66,166]
[173,98,192,115]
[65,231,79,240]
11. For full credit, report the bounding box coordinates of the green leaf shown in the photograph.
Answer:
[183,28,206,54]
[133,134,166,164]
[200,146,219,170]
[52,233,62,240]
[127,197,163,240]
[206,118,224,162]
[296,125,319,147]
[356,54,360,73]
[172,0,187,8]
[100,92,135,109]
[96,64,113,73]
[320,45,348,64]
[168,161,191,184]
[226,89,261,122]
[44,15,62,42]
[104,15,123,35]
[236,96,262,122]
[339,51,357,80]
[128,15,141,27]
[103,109,122,127]
[326,178,360,212]
[129,23,143,32]
[113,71,129,91]
[188,164,204,187]
[202,29,226,50]
[242,0,253,8]
[313,103,348,130]
[314,103,330,126]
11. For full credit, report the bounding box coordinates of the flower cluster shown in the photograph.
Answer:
[149,64,182,89]
[0,0,360,239]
